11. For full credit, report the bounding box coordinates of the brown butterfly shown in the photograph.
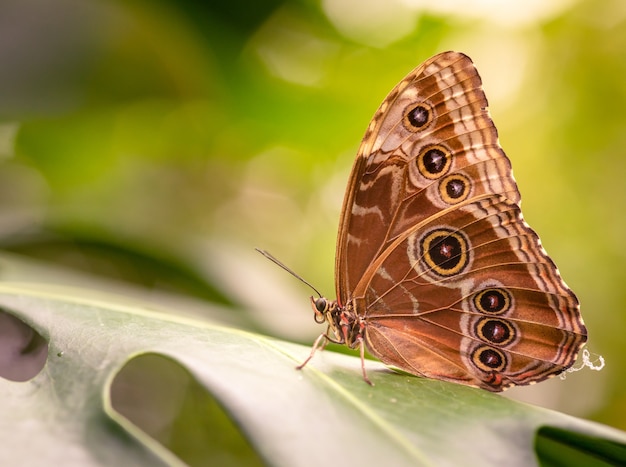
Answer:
[264,51,587,391]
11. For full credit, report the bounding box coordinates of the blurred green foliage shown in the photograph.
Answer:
[0,0,625,432]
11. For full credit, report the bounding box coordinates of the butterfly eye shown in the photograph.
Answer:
[314,298,329,313]
[403,102,433,131]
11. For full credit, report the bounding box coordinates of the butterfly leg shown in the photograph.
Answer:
[295,331,330,370]
[340,313,373,385]
[359,339,373,386]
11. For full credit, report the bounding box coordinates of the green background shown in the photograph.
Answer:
[1,0,624,431]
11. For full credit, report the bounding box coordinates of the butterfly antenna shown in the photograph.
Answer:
[255,248,323,298]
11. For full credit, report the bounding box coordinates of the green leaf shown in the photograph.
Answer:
[1,282,625,466]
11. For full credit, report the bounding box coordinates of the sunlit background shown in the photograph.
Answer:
[1,0,625,430]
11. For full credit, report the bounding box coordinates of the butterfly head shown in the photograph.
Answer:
[310,296,338,324]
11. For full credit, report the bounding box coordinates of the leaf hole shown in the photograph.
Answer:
[0,309,48,382]
[535,425,626,466]
[110,353,264,466]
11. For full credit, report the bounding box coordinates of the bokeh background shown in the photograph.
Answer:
[1,0,624,430]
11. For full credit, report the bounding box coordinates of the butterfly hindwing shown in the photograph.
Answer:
[360,195,584,390]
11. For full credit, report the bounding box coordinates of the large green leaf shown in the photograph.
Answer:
[1,280,625,466]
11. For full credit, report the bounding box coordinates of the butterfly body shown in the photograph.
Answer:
[301,51,587,392]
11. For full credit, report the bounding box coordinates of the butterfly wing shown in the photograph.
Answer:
[361,195,586,391]
[335,51,587,391]
[336,52,518,304]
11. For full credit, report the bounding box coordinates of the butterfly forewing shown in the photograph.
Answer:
[336,52,519,304]
[334,51,587,391]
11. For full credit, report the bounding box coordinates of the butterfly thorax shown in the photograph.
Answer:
[310,297,364,350]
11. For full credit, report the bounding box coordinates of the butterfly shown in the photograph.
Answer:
[264,51,588,392]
